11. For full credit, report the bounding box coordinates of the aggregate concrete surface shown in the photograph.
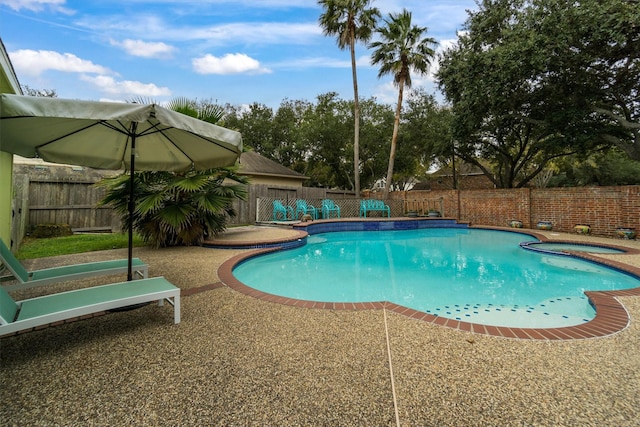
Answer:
[2,227,639,426]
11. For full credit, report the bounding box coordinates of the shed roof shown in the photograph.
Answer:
[238,151,308,180]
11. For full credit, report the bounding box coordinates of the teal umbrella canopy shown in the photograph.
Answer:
[1,93,242,280]
[0,94,242,171]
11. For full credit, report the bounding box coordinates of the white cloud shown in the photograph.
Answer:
[276,56,349,69]
[373,71,441,105]
[110,39,177,58]
[80,75,171,97]
[274,54,372,70]
[192,53,271,75]
[9,48,171,99]
[75,16,321,46]
[428,37,461,80]
[171,0,315,6]
[373,80,397,105]
[376,0,472,28]
[0,0,73,13]
[438,37,461,53]
[9,49,111,77]
[193,22,321,45]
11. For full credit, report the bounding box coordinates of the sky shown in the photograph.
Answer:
[1,0,478,109]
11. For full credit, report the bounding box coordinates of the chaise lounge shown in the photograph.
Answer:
[1,239,148,292]
[0,276,181,337]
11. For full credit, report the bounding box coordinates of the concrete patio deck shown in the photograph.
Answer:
[1,225,639,425]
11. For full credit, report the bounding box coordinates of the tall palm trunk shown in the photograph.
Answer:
[370,9,437,199]
[318,0,380,196]
[350,34,361,197]
[383,79,404,198]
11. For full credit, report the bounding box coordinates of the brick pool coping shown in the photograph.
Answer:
[217,220,640,340]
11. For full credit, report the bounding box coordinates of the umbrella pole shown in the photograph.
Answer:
[127,128,137,281]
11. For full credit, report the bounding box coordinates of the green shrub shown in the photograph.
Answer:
[97,168,248,248]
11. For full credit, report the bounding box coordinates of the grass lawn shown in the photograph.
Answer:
[16,233,145,260]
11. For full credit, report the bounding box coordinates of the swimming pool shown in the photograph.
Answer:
[233,228,640,328]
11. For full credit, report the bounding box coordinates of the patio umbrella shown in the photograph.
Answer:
[0,93,242,280]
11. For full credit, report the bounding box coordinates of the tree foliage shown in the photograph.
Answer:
[22,85,56,97]
[437,0,640,188]
[98,169,248,248]
[228,94,396,191]
[536,0,640,160]
[402,89,454,177]
[303,92,353,188]
[549,150,640,187]
[271,98,311,170]
[357,97,396,189]
[224,103,275,155]
[165,97,226,124]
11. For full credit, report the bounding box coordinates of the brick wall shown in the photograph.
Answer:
[530,186,639,236]
[393,186,639,237]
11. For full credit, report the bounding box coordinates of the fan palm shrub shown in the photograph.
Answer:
[99,167,248,248]
[99,96,247,247]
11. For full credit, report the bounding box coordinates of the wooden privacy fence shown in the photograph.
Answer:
[11,177,120,248]
[12,179,424,238]
[26,179,118,232]
[11,181,363,242]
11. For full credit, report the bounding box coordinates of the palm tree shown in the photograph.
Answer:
[99,97,248,247]
[98,168,248,248]
[131,96,226,124]
[165,96,226,124]
[369,9,437,198]
[318,0,380,197]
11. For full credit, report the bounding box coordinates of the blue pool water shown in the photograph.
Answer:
[233,228,640,328]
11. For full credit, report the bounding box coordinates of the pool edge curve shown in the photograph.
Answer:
[218,220,640,341]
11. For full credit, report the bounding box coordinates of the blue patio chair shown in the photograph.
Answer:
[321,199,341,219]
[272,200,293,221]
[295,200,319,220]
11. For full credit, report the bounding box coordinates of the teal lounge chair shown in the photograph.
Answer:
[1,239,148,292]
[295,200,319,220]
[321,199,341,219]
[272,200,294,221]
[0,276,180,337]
